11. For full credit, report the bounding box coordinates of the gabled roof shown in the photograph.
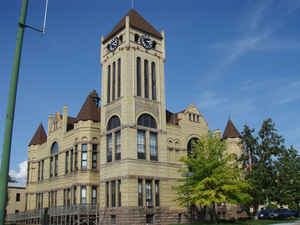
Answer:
[103,9,162,43]
[223,119,241,139]
[28,123,47,146]
[76,90,101,123]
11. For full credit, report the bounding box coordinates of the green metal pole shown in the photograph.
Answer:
[0,0,28,224]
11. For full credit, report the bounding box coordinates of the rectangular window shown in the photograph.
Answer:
[16,193,20,202]
[67,188,71,206]
[107,134,112,162]
[115,131,121,160]
[150,132,158,161]
[137,57,141,96]
[111,215,116,225]
[92,186,97,205]
[70,150,73,172]
[138,179,143,207]
[107,65,111,103]
[54,155,58,176]
[106,182,109,208]
[92,144,97,169]
[73,186,77,205]
[151,62,156,100]
[146,180,153,207]
[118,180,121,207]
[155,180,160,207]
[146,214,153,224]
[50,157,53,177]
[117,58,121,98]
[112,61,116,101]
[111,181,116,208]
[41,160,44,180]
[36,193,39,209]
[144,60,149,98]
[55,191,57,207]
[48,192,51,207]
[137,130,146,159]
[25,194,28,210]
[81,186,87,204]
[75,145,78,170]
[38,161,40,181]
[65,151,69,174]
[64,189,66,206]
[81,144,87,169]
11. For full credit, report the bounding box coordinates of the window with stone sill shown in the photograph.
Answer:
[137,114,158,160]
[92,144,98,169]
[81,144,88,169]
[107,116,121,162]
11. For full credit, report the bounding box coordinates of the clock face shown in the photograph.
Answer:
[141,35,153,49]
[108,37,119,52]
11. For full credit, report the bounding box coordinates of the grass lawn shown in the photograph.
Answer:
[171,218,296,225]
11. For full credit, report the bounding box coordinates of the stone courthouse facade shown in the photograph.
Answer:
[6,9,242,225]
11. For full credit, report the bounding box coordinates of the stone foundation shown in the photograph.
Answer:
[98,206,189,225]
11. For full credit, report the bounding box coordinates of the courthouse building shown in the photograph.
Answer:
[6,9,242,225]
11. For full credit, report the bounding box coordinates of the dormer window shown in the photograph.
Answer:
[135,34,140,43]
[119,35,123,43]
[152,41,157,49]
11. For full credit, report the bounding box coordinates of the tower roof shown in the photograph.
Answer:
[28,123,47,146]
[223,119,241,139]
[76,90,101,123]
[103,9,162,43]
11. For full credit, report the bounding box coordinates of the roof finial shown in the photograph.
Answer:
[228,113,231,121]
[131,0,134,8]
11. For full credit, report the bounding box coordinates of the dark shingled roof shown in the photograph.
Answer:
[28,123,47,146]
[166,110,179,125]
[223,119,241,139]
[103,9,162,44]
[76,90,101,123]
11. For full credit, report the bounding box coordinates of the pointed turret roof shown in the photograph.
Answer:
[103,9,162,43]
[76,90,101,122]
[223,119,241,139]
[28,123,47,146]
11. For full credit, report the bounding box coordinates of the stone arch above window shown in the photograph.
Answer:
[187,137,199,156]
[137,114,157,129]
[51,142,58,155]
[107,115,121,131]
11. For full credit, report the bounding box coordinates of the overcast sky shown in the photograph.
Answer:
[1,0,300,182]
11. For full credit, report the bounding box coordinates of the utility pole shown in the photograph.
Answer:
[0,1,28,224]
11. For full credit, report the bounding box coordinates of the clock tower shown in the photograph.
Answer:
[99,9,170,224]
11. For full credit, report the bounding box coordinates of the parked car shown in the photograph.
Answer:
[257,209,272,219]
[269,208,296,219]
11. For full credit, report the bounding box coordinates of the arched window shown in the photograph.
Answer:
[51,142,58,155]
[137,114,157,129]
[137,114,158,160]
[50,142,59,177]
[187,138,199,156]
[107,116,121,131]
[106,116,121,162]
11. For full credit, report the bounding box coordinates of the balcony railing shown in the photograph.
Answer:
[6,204,99,222]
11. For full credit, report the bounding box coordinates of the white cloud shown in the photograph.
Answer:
[198,91,228,109]
[206,1,299,80]
[10,160,27,182]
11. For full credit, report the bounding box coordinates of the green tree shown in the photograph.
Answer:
[174,133,252,223]
[275,146,300,215]
[240,118,286,214]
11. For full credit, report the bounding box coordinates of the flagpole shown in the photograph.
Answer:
[0,0,29,224]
